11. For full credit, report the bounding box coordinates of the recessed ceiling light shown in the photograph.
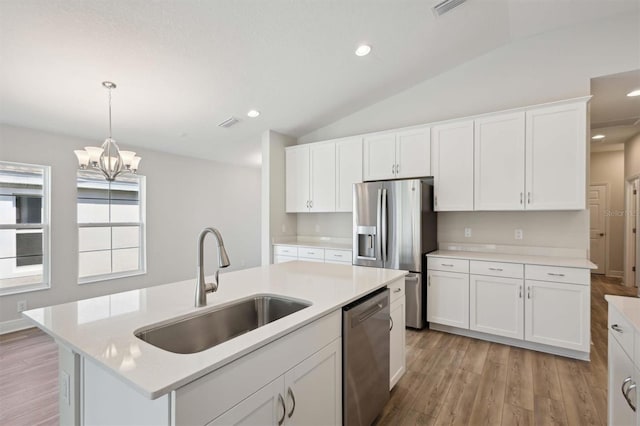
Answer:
[247,110,260,118]
[592,134,606,140]
[355,45,371,57]
[627,89,640,97]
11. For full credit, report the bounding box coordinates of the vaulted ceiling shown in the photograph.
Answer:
[1,0,638,166]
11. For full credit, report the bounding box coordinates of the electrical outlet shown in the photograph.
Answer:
[464,228,472,238]
[515,229,524,240]
[16,300,27,313]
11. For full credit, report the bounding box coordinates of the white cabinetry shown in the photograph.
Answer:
[474,112,525,210]
[335,138,363,212]
[427,255,591,359]
[432,120,474,211]
[285,143,336,213]
[363,127,430,181]
[470,274,524,340]
[273,245,352,265]
[388,279,406,390]
[208,378,284,426]
[427,269,470,329]
[525,102,587,210]
[607,303,638,426]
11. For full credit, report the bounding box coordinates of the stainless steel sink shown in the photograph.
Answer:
[134,295,311,354]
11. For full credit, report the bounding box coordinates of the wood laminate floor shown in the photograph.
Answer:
[0,275,636,426]
[376,274,637,426]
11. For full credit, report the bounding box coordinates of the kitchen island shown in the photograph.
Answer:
[23,261,406,425]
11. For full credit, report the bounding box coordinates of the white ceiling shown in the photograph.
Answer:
[1,0,638,167]
[590,69,640,146]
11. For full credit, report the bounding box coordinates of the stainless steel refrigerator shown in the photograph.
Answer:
[352,178,437,329]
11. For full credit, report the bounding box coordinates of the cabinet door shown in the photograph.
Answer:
[427,270,469,329]
[309,143,336,212]
[389,298,406,390]
[395,127,430,179]
[274,255,297,264]
[470,275,524,339]
[608,337,637,426]
[432,120,474,211]
[363,133,396,181]
[284,339,341,426]
[524,280,589,352]
[474,112,525,210]
[208,377,285,426]
[335,138,363,212]
[525,102,587,210]
[285,146,310,213]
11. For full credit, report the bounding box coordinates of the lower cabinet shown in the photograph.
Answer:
[608,336,638,426]
[210,339,342,426]
[470,275,524,340]
[524,280,590,352]
[427,270,469,329]
[389,294,406,390]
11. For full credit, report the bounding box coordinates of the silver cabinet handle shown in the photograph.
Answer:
[306,200,310,208]
[519,286,522,298]
[396,164,400,174]
[428,275,431,287]
[527,192,531,204]
[625,383,637,412]
[520,192,523,204]
[309,200,313,208]
[441,263,454,267]
[434,195,438,209]
[488,267,503,271]
[547,273,565,277]
[333,254,343,258]
[611,324,624,333]
[287,387,296,418]
[393,288,402,293]
[278,393,286,425]
[527,286,531,299]
[392,164,395,175]
[390,315,394,331]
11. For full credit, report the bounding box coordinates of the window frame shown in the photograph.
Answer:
[0,161,51,296]
[77,172,147,285]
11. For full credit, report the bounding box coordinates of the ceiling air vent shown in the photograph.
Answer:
[218,116,239,128]
[432,0,467,17]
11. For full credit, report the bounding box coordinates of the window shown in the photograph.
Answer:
[77,171,146,283]
[0,161,50,295]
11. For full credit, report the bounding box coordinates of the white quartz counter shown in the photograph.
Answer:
[605,295,640,333]
[427,250,597,269]
[23,261,406,399]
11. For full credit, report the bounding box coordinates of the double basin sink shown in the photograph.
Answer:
[135,295,311,354]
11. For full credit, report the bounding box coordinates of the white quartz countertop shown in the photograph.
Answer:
[23,262,406,400]
[273,239,352,250]
[605,295,640,333]
[427,250,597,269]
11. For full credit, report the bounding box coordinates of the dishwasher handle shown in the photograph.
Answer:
[356,302,385,324]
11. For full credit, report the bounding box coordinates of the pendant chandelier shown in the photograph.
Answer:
[74,81,141,181]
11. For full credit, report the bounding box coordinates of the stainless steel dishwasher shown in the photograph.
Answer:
[343,288,390,426]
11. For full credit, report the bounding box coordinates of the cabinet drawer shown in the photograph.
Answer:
[325,249,352,263]
[298,247,325,260]
[274,245,298,257]
[388,278,405,304]
[609,305,635,359]
[274,255,297,264]
[524,265,589,285]
[427,257,469,274]
[470,260,523,279]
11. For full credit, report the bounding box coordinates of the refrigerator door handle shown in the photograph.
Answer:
[376,188,383,261]
[381,188,388,263]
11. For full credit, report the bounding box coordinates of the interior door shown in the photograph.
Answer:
[589,184,607,274]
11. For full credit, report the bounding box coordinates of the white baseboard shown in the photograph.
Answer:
[607,270,624,278]
[0,317,33,335]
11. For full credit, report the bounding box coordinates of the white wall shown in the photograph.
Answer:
[0,124,261,326]
[261,130,297,265]
[626,133,640,180]
[298,13,639,253]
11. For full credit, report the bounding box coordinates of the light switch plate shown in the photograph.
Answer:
[464,228,472,238]
[515,229,524,240]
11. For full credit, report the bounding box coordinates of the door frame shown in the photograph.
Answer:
[589,183,610,275]
[624,175,639,288]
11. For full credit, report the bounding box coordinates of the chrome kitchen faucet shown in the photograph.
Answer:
[195,227,230,307]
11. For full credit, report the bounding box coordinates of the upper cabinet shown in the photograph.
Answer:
[335,138,363,212]
[525,102,587,210]
[432,120,474,211]
[363,126,430,181]
[474,112,526,211]
[285,143,336,213]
